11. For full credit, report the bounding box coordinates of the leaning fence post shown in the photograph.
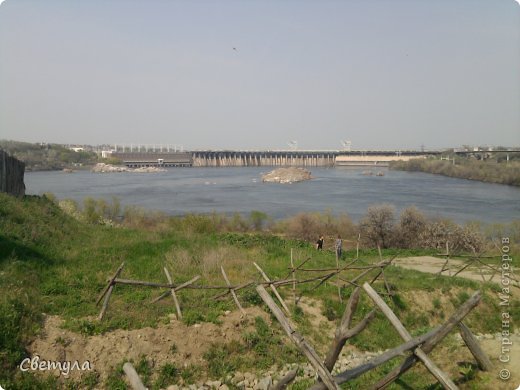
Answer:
[123,362,147,390]
[290,249,296,306]
[363,282,458,390]
[458,322,493,371]
[151,275,201,304]
[369,291,481,390]
[96,262,125,305]
[221,266,247,317]
[164,267,182,320]
[323,287,376,372]
[97,262,125,321]
[256,284,339,390]
[254,262,291,315]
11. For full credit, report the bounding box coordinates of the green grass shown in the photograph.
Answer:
[0,192,518,388]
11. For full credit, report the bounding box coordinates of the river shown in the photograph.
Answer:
[24,167,520,223]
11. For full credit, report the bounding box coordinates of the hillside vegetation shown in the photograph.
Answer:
[0,193,518,389]
[0,140,98,171]
[390,157,520,186]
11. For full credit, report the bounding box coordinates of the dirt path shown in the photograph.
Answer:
[393,256,519,288]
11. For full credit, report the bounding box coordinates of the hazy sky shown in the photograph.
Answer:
[0,0,519,150]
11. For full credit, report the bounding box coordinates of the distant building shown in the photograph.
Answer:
[101,150,114,158]
[70,147,84,152]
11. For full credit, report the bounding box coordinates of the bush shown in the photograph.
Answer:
[394,207,427,248]
[450,225,485,253]
[123,205,168,230]
[419,219,454,250]
[283,212,320,242]
[419,220,484,253]
[278,211,355,244]
[358,205,395,248]
[249,210,269,231]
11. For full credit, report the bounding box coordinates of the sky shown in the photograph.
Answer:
[0,0,519,151]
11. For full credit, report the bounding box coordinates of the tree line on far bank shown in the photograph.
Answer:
[390,156,520,186]
[0,140,123,171]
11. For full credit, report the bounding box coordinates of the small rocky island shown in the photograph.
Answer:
[261,167,312,184]
[91,163,166,173]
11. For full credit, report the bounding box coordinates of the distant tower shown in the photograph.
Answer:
[341,140,352,152]
[288,140,298,150]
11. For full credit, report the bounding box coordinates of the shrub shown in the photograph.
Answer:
[83,197,101,224]
[420,220,485,253]
[283,212,320,242]
[279,211,355,244]
[394,206,427,248]
[228,213,249,232]
[359,205,395,248]
[249,210,269,231]
[450,225,485,253]
[123,205,168,230]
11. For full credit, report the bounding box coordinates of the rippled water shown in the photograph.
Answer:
[25,167,520,223]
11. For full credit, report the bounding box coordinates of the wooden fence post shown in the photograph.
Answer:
[256,284,339,390]
[458,322,493,371]
[221,266,247,316]
[254,262,291,315]
[370,291,481,389]
[363,282,458,390]
[123,362,147,390]
[164,267,182,319]
[97,262,125,320]
[96,262,125,305]
[323,287,376,372]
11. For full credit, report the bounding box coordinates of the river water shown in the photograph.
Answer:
[24,167,520,223]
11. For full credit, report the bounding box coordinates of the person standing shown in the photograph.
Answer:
[316,235,324,250]
[335,235,343,259]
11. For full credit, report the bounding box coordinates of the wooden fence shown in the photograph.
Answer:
[97,250,492,390]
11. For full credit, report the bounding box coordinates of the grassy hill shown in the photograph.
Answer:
[0,140,99,171]
[0,193,517,389]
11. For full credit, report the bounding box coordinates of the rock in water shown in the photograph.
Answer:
[261,167,312,184]
[133,166,167,173]
[91,163,166,173]
[91,163,129,173]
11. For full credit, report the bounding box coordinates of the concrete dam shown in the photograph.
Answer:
[111,150,436,168]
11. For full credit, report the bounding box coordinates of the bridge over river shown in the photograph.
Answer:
[111,150,440,168]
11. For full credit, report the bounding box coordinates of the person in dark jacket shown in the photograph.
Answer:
[316,235,324,250]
